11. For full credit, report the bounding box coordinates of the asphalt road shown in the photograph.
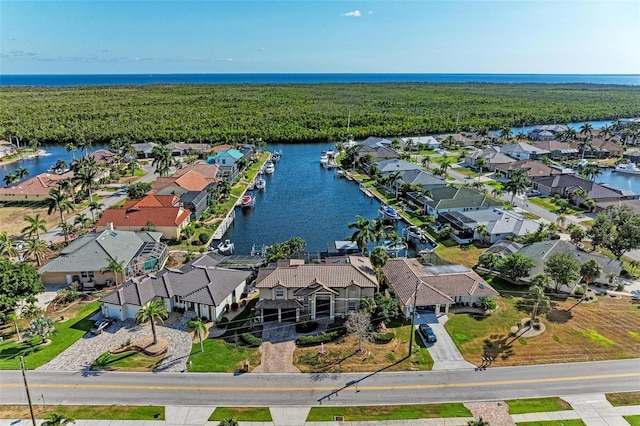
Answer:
[1,359,638,407]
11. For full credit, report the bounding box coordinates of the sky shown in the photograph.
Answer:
[1,0,639,75]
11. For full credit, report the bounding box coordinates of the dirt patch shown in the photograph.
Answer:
[0,204,60,238]
[464,401,515,426]
[111,337,169,357]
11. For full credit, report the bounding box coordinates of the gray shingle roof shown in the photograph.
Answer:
[426,187,502,211]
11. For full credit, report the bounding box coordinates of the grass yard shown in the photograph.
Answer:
[306,403,471,421]
[209,407,272,421]
[445,296,640,366]
[187,339,260,372]
[91,350,165,371]
[0,405,164,420]
[0,301,100,370]
[516,420,585,426]
[606,391,640,406]
[506,397,572,414]
[294,324,433,373]
[625,415,640,426]
[434,244,487,268]
[0,204,61,238]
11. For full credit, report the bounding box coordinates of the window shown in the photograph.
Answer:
[275,287,285,299]
[348,301,358,312]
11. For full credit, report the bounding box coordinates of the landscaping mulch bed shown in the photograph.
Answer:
[110,337,168,357]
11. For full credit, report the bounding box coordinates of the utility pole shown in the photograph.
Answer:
[407,279,421,355]
[20,356,37,426]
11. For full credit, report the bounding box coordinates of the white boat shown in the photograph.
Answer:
[403,225,427,242]
[320,151,329,165]
[241,194,255,208]
[216,239,235,255]
[380,239,407,258]
[614,163,640,175]
[271,150,282,162]
[378,204,399,221]
[265,161,275,174]
[326,149,336,159]
[256,177,266,190]
[359,183,374,198]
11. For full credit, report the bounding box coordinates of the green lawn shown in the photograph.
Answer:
[625,415,640,426]
[0,405,164,420]
[606,391,640,406]
[0,302,100,370]
[306,403,471,421]
[92,351,165,371]
[187,339,260,372]
[517,420,585,426]
[209,407,272,421]
[506,397,572,414]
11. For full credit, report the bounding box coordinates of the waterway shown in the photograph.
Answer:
[0,143,109,177]
[596,169,640,194]
[222,143,398,254]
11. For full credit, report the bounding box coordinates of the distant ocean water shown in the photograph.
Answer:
[1,73,639,87]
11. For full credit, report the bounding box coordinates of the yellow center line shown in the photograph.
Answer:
[2,372,639,392]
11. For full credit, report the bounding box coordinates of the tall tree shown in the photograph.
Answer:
[188,317,208,353]
[524,274,551,324]
[504,169,531,206]
[152,145,173,177]
[348,215,375,254]
[46,188,72,245]
[100,256,126,287]
[588,205,640,259]
[475,158,488,184]
[135,299,169,345]
[497,253,535,282]
[21,214,47,239]
[544,252,580,292]
[370,218,392,246]
[345,310,373,354]
[66,143,77,161]
[88,200,104,222]
[15,167,29,181]
[74,213,91,231]
[23,237,49,267]
[3,172,17,187]
[0,231,19,260]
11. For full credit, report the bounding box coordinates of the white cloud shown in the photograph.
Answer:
[342,10,361,17]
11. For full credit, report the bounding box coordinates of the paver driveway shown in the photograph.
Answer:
[415,311,475,370]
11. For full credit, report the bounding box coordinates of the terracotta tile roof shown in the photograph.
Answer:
[152,170,212,192]
[0,172,71,196]
[97,206,191,227]
[86,149,116,164]
[123,194,179,209]
[494,160,562,178]
[173,163,219,180]
[211,144,233,153]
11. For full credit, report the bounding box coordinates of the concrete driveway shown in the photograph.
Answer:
[415,311,475,370]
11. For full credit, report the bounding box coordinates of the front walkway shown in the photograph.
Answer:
[415,312,475,370]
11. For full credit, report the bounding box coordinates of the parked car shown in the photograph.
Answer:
[90,318,115,335]
[525,189,541,197]
[418,324,437,343]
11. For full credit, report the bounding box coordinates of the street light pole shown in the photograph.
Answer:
[408,279,420,355]
[20,356,36,426]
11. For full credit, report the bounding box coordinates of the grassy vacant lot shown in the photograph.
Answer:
[606,391,640,406]
[446,296,640,366]
[434,244,486,268]
[0,204,60,238]
[0,405,164,420]
[209,407,272,421]
[506,397,572,414]
[306,403,471,421]
[0,301,100,370]
[187,339,260,373]
[294,324,433,373]
[517,420,585,426]
[91,351,165,372]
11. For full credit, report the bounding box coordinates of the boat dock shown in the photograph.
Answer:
[212,209,236,240]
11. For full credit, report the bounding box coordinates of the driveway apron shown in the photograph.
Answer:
[252,322,300,373]
[415,312,475,370]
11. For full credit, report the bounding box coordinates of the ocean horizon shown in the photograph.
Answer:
[1,73,639,87]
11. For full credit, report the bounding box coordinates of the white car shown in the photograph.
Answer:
[525,189,541,197]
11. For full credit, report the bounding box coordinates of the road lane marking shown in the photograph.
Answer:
[1,372,639,392]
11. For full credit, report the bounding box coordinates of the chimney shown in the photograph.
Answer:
[106,222,114,231]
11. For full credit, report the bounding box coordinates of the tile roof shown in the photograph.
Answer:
[173,163,219,180]
[494,160,562,178]
[532,174,624,200]
[500,142,550,156]
[96,206,191,227]
[152,170,212,192]
[124,194,179,208]
[0,172,70,196]
[530,140,578,153]
[255,256,378,290]
[86,149,116,164]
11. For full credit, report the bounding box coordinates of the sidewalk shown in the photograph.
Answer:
[3,395,639,426]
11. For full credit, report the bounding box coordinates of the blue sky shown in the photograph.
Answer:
[1,0,639,74]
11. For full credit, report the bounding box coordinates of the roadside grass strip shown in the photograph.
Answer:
[506,397,572,414]
[209,407,272,422]
[188,339,260,372]
[91,351,164,371]
[605,391,640,406]
[624,415,640,426]
[0,405,165,420]
[516,420,585,426]
[0,301,100,370]
[305,403,471,421]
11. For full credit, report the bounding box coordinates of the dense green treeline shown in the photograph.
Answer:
[1,83,639,145]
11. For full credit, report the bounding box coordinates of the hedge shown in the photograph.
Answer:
[198,232,211,245]
[240,333,262,347]
[373,332,395,344]
[295,327,347,346]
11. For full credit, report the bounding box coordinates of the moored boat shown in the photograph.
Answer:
[378,204,399,220]
[241,194,255,208]
[380,239,407,258]
[256,177,266,190]
[320,151,329,165]
[403,225,426,242]
[614,163,640,175]
[359,183,374,198]
[215,239,235,255]
[271,150,282,162]
[265,161,275,174]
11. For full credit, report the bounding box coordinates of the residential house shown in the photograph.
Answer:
[437,208,540,244]
[527,125,569,141]
[255,256,378,322]
[354,144,399,164]
[532,174,637,202]
[436,133,476,147]
[165,142,213,157]
[376,159,421,174]
[402,136,440,150]
[500,142,550,161]
[382,259,498,316]
[465,148,517,171]
[530,140,579,159]
[85,149,117,166]
[494,160,565,180]
[132,142,158,159]
[422,186,502,217]
[173,163,220,180]
[206,148,245,181]
[398,169,447,191]
[153,169,216,197]
[38,228,168,287]
[483,239,623,292]
[0,171,73,202]
[178,190,209,220]
[361,136,395,148]
[570,138,623,158]
[100,254,251,322]
[96,194,191,240]
[0,140,18,158]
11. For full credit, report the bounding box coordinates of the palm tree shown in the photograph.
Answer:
[66,143,77,161]
[570,187,588,207]
[475,224,489,244]
[600,124,613,141]
[188,317,208,353]
[556,213,567,229]
[491,186,505,199]
[218,418,239,426]
[515,131,527,140]
[152,145,173,177]
[135,299,169,345]
[0,231,18,259]
[46,188,72,245]
[526,274,551,323]
[370,218,392,246]
[6,312,22,342]
[579,164,602,181]
[348,215,375,255]
[442,135,456,150]
[76,137,92,156]
[3,172,17,187]
[475,158,488,184]
[578,139,592,160]
[51,159,69,174]
[23,237,49,267]
[74,213,91,231]
[58,178,77,204]
[421,155,431,170]
[499,126,512,141]
[88,200,104,222]
[579,122,593,141]
[41,413,75,426]
[504,169,530,206]
[437,162,450,178]
[15,167,28,181]
[74,156,99,203]
[217,180,231,201]
[22,214,47,239]
[100,256,126,287]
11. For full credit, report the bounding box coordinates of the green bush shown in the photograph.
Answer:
[198,232,211,245]
[295,327,347,346]
[240,333,262,347]
[373,332,395,344]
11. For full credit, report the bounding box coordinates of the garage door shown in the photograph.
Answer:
[281,308,296,322]
[263,309,278,322]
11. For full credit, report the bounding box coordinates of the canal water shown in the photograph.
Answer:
[0,144,109,177]
[596,169,640,194]
[223,143,391,254]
